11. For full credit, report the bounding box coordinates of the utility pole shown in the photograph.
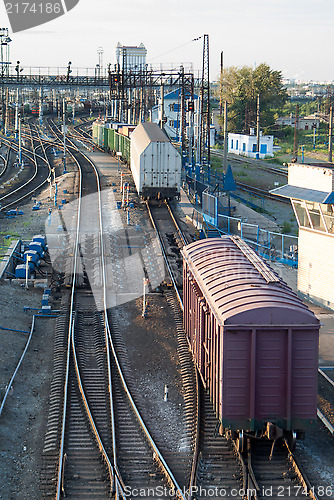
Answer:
[62,98,67,174]
[223,101,228,173]
[292,104,299,162]
[39,88,43,126]
[200,34,210,171]
[256,94,260,160]
[160,84,164,129]
[4,88,10,136]
[14,88,19,139]
[219,51,223,133]
[329,105,333,162]
[18,112,22,166]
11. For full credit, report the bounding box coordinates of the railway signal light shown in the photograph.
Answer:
[188,101,194,112]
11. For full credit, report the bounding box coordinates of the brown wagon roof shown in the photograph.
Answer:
[182,236,319,327]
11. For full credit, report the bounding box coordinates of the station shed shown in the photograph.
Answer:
[271,162,334,310]
[228,132,274,158]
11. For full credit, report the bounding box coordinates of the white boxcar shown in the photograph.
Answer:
[130,122,181,199]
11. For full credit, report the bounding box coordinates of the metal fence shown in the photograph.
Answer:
[191,209,298,268]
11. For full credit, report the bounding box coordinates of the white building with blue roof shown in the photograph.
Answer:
[271,162,334,310]
[228,132,274,158]
[151,89,198,141]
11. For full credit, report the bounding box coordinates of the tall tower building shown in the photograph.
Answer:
[116,42,147,73]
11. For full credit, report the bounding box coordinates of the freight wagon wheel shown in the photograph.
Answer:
[236,430,245,453]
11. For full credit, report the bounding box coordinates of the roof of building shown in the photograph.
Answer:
[162,89,199,100]
[270,184,334,203]
[131,122,170,150]
[296,162,334,169]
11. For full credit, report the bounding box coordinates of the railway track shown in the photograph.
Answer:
[235,180,291,205]
[40,120,191,499]
[211,148,288,177]
[318,368,334,435]
[41,120,116,498]
[246,439,319,500]
[0,124,52,211]
[145,197,328,499]
[14,118,326,498]
[146,201,251,498]
[194,388,245,499]
[0,144,11,179]
[208,148,291,206]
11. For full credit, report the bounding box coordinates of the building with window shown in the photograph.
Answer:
[116,42,147,72]
[271,162,334,310]
[228,132,274,158]
[151,89,199,141]
[276,115,320,130]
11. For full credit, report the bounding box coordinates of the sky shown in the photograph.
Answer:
[1,0,333,82]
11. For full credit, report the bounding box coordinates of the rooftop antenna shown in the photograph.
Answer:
[97,47,103,80]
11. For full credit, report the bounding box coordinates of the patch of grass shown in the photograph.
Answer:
[281,221,292,234]
[22,220,33,228]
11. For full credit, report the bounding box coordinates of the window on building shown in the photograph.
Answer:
[236,140,239,150]
[291,200,311,228]
[306,201,322,231]
[242,143,246,151]
[252,144,257,153]
[231,139,233,149]
[174,103,180,112]
[169,104,174,111]
[318,203,334,233]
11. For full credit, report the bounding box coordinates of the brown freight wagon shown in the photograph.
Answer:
[182,236,319,448]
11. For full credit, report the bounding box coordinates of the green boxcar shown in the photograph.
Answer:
[108,128,115,151]
[103,128,109,150]
[123,136,130,163]
[92,122,131,164]
[114,133,120,153]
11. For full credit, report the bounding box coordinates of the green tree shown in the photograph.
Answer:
[217,63,288,133]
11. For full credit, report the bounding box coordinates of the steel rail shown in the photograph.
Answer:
[317,409,334,435]
[0,146,11,178]
[72,137,127,498]
[187,370,200,500]
[245,444,260,500]
[71,320,126,497]
[166,200,189,246]
[283,439,319,500]
[319,367,334,388]
[211,148,288,177]
[72,135,187,496]
[235,180,291,204]
[0,132,51,210]
[105,317,187,500]
[55,142,83,500]
[145,201,202,500]
[56,123,191,498]
[51,121,124,498]
[317,368,334,435]
[146,201,184,310]
[69,140,187,497]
